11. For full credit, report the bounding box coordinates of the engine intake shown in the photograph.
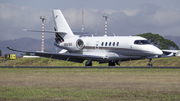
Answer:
[76,39,84,50]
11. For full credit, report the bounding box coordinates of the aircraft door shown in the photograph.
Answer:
[95,41,99,49]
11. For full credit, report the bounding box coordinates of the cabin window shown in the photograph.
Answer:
[105,42,108,46]
[109,42,111,46]
[101,42,104,46]
[117,42,119,46]
[113,42,115,46]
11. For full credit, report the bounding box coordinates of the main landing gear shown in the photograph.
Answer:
[147,58,153,66]
[85,60,120,66]
[108,60,120,66]
[85,60,92,66]
[108,61,115,66]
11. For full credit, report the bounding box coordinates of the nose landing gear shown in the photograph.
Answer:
[147,58,153,66]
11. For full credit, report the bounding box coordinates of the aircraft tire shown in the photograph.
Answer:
[85,62,92,66]
[147,63,153,66]
[108,61,115,66]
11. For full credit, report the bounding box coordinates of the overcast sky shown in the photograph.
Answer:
[1,0,180,41]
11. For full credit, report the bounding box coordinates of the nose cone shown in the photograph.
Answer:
[153,48,163,55]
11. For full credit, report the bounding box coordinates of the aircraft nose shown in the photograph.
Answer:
[153,48,163,55]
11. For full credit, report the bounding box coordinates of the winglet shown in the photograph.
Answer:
[6,47,12,50]
[7,46,26,53]
[7,46,19,52]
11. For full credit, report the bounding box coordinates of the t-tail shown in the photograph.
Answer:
[52,9,76,42]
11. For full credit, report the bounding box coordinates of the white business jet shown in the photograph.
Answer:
[7,9,163,66]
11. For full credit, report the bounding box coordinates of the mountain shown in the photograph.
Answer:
[0,37,57,56]
[164,35,180,49]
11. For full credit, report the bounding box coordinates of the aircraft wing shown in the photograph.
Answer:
[7,47,104,63]
[162,50,177,57]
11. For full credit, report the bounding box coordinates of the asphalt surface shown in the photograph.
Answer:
[0,66,180,69]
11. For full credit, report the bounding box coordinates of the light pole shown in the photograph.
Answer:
[40,16,46,52]
[103,15,109,36]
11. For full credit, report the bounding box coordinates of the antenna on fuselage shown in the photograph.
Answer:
[103,14,109,36]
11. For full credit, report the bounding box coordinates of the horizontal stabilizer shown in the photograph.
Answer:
[23,29,67,34]
[73,32,88,34]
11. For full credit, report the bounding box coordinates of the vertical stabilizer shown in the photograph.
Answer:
[52,9,75,39]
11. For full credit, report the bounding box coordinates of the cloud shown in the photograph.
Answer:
[89,8,99,13]
[1,3,180,41]
[0,3,53,41]
[58,4,180,36]
[62,8,105,35]
[102,9,117,15]
[115,3,180,36]
[0,4,50,28]
[121,9,140,16]
[152,8,180,26]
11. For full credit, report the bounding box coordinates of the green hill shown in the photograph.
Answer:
[1,57,180,66]
[137,33,179,50]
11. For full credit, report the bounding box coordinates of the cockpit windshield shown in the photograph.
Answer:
[134,40,151,45]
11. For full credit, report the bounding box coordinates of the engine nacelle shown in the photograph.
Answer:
[55,38,85,51]
[76,39,84,50]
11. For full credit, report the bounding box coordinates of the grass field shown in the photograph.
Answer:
[1,56,180,66]
[0,68,180,100]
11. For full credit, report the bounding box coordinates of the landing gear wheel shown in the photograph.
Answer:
[147,63,153,66]
[147,58,153,66]
[108,61,115,66]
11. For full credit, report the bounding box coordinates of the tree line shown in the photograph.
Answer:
[137,33,179,50]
